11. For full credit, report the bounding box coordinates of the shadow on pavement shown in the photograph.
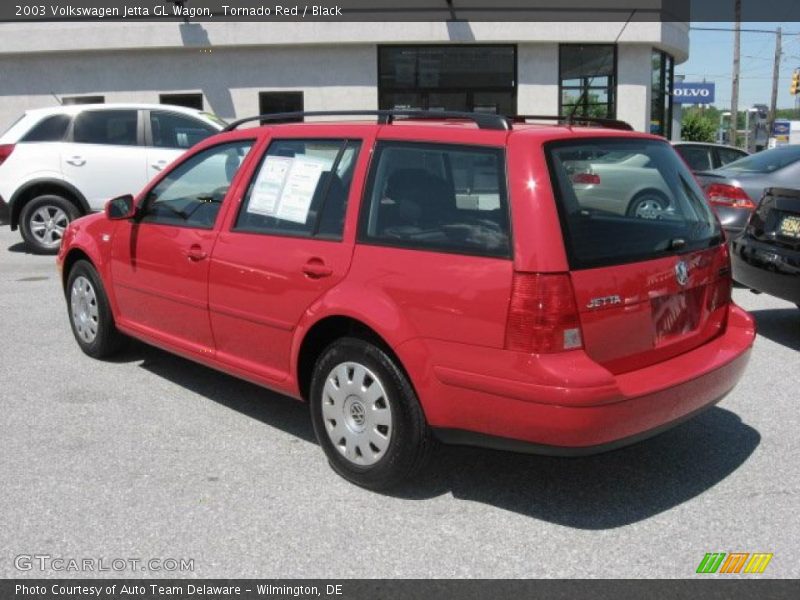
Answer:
[7,242,32,254]
[749,308,800,352]
[118,340,760,530]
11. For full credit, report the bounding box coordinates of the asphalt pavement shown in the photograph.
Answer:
[0,226,798,578]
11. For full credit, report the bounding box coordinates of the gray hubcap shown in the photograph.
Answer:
[633,197,665,219]
[30,205,69,248]
[322,362,392,466]
[70,276,99,344]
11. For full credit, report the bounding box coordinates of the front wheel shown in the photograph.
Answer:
[66,260,127,359]
[309,337,434,490]
[20,194,80,254]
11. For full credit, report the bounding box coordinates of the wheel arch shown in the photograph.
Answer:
[9,178,90,230]
[294,315,413,403]
[61,248,95,295]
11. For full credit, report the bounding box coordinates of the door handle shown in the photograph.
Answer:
[302,259,333,278]
[66,156,86,166]
[151,160,168,171]
[184,245,208,261]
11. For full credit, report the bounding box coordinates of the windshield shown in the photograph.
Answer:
[722,145,800,174]
[546,138,722,269]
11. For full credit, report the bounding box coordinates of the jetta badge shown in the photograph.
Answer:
[675,260,689,286]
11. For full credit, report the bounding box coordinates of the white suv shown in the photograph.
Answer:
[0,103,225,253]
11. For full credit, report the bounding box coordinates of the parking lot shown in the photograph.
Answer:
[0,225,798,579]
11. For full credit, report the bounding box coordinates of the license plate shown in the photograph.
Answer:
[779,215,800,239]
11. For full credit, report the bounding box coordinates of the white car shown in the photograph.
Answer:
[0,103,225,253]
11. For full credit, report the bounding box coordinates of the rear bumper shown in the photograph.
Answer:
[732,236,800,305]
[406,304,755,452]
[0,195,9,226]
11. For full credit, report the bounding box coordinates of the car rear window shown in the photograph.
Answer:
[21,114,71,142]
[546,138,722,269]
[722,145,800,173]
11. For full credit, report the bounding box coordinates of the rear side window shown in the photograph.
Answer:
[717,147,747,167]
[73,110,138,146]
[675,145,712,172]
[149,111,218,149]
[359,141,510,257]
[546,138,722,269]
[235,139,361,240]
[21,115,71,142]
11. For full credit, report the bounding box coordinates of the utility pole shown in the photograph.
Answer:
[729,0,741,147]
[768,27,782,141]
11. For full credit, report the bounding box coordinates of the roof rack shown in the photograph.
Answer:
[223,110,511,132]
[510,115,634,131]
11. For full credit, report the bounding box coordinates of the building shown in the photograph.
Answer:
[0,20,688,136]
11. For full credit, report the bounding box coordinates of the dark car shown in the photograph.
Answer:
[732,187,800,308]
[672,141,748,173]
[696,145,800,239]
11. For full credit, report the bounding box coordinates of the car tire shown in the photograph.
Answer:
[309,337,434,490]
[66,260,127,359]
[20,194,80,255]
[627,190,670,220]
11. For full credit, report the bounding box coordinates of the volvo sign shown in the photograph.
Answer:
[673,82,715,104]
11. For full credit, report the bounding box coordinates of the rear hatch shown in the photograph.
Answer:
[546,137,731,374]
[745,187,800,249]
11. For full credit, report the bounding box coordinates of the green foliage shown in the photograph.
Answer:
[680,111,717,142]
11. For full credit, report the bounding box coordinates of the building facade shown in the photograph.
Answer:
[0,21,688,135]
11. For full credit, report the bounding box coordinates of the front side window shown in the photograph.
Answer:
[560,45,616,119]
[149,111,218,149]
[546,138,722,269]
[73,110,138,146]
[235,139,361,239]
[140,140,253,229]
[21,114,71,142]
[359,142,510,257]
[675,145,713,172]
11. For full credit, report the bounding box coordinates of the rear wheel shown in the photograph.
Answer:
[627,190,669,220]
[20,194,80,254]
[309,337,434,490]
[66,260,127,359]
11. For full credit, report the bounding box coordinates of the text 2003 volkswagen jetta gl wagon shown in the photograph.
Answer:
[57,111,755,489]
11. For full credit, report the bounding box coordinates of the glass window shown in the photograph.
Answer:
[359,142,510,257]
[378,45,516,115]
[722,145,800,173]
[559,45,616,119]
[675,145,713,172]
[149,111,218,149]
[159,93,204,110]
[235,139,360,240]
[62,96,104,105]
[650,50,674,138]
[141,141,253,229]
[73,110,138,146]
[717,147,748,167]
[21,114,71,142]
[258,92,304,125]
[546,138,722,269]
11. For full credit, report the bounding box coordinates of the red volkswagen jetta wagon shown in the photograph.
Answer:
[57,111,755,489]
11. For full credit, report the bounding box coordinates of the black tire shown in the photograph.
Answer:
[19,194,80,255]
[65,260,127,359]
[626,190,670,219]
[309,337,434,490]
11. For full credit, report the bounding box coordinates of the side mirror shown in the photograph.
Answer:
[104,194,136,220]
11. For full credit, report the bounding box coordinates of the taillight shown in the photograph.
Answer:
[0,144,14,166]
[505,273,583,354]
[705,183,756,210]
[571,172,601,185]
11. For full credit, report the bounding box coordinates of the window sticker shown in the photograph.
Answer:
[247,155,293,216]
[274,155,332,224]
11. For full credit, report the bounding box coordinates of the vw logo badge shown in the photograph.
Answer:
[675,260,689,286]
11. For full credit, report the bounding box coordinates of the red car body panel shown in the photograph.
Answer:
[57,119,756,453]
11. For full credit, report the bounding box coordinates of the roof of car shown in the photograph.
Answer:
[23,103,211,118]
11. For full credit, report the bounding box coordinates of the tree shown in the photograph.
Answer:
[681,111,717,142]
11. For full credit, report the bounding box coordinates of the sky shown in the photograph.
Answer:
[678,22,800,110]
